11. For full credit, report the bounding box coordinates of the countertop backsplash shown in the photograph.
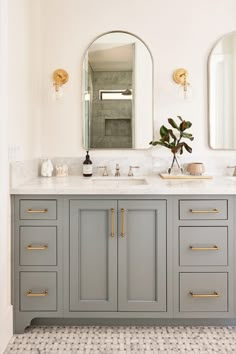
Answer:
[10,159,41,189]
[10,151,236,189]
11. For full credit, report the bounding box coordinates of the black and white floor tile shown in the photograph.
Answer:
[4,326,236,353]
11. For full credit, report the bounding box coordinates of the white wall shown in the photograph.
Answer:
[1,1,41,350]
[40,0,236,162]
[8,0,42,160]
[0,0,12,351]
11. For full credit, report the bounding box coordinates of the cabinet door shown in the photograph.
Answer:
[118,200,166,311]
[70,200,117,311]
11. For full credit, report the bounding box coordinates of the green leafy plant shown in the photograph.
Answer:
[150,116,194,173]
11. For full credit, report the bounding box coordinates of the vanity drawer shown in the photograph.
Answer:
[20,272,57,312]
[179,227,228,266]
[20,226,57,266]
[179,200,228,220]
[179,273,228,312]
[20,200,57,220]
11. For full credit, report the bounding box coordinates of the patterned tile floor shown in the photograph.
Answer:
[4,326,236,354]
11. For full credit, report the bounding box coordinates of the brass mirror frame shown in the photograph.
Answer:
[208,31,236,150]
[82,30,154,150]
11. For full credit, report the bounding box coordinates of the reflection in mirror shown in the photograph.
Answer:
[82,31,153,149]
[209,31,236,149]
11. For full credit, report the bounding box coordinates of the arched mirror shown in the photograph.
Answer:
[82,31,153,149]
[209,31,236,149]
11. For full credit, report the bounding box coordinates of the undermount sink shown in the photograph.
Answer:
[91,177,148,186]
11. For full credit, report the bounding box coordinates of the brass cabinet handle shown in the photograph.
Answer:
[189,245,219,251]
[111,208,115,237]
[26,244,48,250]
[121,208,125,237]
[27,209,48,214]
[27,290,48,297]
[189,208,219,214]
[190,291,219,298]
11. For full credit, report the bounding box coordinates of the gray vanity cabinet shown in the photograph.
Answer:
[69,200,118,311]
[12,194,235,333]
[69,199,166,312]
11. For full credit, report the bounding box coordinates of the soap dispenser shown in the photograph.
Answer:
[83,151,93,177]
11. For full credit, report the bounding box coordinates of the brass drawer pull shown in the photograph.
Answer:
[189,245,219,251]
[27,290,48,297]
[190,291,219,298]
[111,208,115,237]
[121,208,125,237]
[27,208,48,214]
[189,208,219,214]
[27,244,48,250]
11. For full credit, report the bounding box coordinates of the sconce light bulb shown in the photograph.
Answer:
[178,83,192,100]
[52,85,64,101]
[173,68,192,100]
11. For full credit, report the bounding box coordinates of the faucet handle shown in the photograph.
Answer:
[115,164,120,177]
[97,166,109,176]
[128,165,140,177]
[227,166,236,176]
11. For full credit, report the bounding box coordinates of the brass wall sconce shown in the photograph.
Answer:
[173,68,192,99]
[52,69,69,100]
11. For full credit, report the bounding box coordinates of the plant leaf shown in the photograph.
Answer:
[182,132,194,140]
[185,121,192,129]
[155,141,172,149]
[160,125,169,137]
[168,129,177,142]
[180,121,192,131]
[177,116,183,122]
[179,121,187,131]
[168,118,179,130]
[183,142,192,153]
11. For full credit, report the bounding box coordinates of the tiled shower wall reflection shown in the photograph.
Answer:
[91,71,132,148]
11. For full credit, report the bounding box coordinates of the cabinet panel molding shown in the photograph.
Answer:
[118,200,167,312]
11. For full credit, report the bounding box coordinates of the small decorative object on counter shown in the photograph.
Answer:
[55,164,68,177]
[83,150,93,177]
[187,162,205,176]
[41,159,54,177]
[150,116,194,175]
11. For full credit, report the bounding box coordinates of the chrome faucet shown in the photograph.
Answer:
[97,166,109,176]
[115,164,120,177]
[128,165,140,177]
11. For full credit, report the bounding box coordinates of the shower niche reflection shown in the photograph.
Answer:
[83,31,153,149]
[91,69,133,148]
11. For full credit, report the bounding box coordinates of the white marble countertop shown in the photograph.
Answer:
[10,175,236,195]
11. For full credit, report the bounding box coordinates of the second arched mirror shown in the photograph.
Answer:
[209,31,236,149]
[82,31,153,149]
